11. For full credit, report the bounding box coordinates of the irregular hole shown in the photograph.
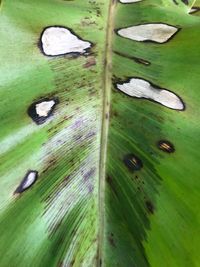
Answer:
[117,23,179,44]
[40,26,92,56]
[116,78,185,110]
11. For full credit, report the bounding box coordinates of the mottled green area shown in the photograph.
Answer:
[0,0,200,267]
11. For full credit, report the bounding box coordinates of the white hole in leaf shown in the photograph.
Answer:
[41,26,91,56]
[15,171,38,193]
[36,100,56,117]
[189,7,199,14]
[117,23,178,43]
[117,78,184,110]
[22,172,37,190]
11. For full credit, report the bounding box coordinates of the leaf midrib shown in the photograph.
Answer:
[98,0,117,265]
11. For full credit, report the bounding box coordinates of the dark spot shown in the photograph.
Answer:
[145,200,154,214]
[108,233,116,247]
[157,140,175,153]
[106,175,118,196]
[124,154,143,171]
[113,50,151,66]
[106,175,112,184]
[14,170,38,194]
[172,0,178,4]
[182,0,188,5]
[110,109,119,118]
[27,97,59,125]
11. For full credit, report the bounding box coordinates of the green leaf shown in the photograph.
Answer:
[0,0,199,266]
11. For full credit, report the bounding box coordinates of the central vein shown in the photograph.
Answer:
[98,0,117,265]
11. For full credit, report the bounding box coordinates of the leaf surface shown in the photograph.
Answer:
[0,0,199,266]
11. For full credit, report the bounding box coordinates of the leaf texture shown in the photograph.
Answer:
[0,0,200,266]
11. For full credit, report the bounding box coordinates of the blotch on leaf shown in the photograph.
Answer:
[116,78,185,110]
[15,171,38,194]
[40,26,92,56]
[28,97,59,125]
[117,23,179,43]
[158,140,175,153]
[124,154,143,171]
